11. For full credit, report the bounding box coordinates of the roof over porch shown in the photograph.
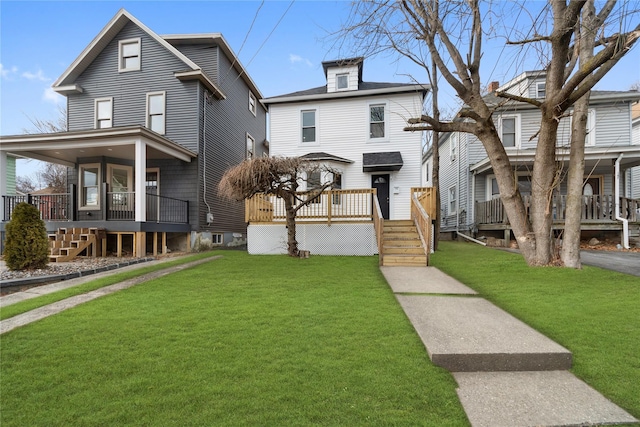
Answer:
[0,125,197,167]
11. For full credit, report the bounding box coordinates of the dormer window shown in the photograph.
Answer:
[336,73,348,90]
[119,38,141,72]
[536,82,546,98]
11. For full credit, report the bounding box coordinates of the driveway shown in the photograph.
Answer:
[580,250,640,277]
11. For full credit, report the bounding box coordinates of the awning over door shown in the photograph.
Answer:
[299,152,354,164]
[363,151,403,172]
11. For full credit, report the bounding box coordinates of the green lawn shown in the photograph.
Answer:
[0,252,469,426]
[431,241,640,419]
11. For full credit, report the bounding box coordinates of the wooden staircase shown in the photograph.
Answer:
[381,220,427,266]
[48,227,98,263]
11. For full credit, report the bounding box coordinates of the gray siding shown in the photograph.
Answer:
[172,44,219,81]
[198,48,267,234]
[68,22,200,151]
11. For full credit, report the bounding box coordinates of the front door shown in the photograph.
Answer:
[372,174,390,219]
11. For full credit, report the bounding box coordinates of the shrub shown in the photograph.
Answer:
[4,202,49,271]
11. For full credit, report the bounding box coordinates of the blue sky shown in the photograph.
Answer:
[1,0,639,178]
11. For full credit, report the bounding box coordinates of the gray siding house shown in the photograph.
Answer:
[0,9,267,256]
[423,71,640,246]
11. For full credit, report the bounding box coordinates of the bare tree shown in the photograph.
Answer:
[218,157,339,257]
[16,176,36,194]
[23,104,67,134]
[337,0,640,266]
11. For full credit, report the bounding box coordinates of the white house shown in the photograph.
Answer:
[423,71,640,245]
[262,57,429,220]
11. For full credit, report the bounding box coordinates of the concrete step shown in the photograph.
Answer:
[453,371,638,427]
[395,295,572,372]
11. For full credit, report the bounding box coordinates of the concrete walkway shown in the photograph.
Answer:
[380,266,638,427]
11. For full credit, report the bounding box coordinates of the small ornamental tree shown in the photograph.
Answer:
[219,157,338,257]
[4,202,49,271]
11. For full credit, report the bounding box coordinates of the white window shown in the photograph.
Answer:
[246,133,255,159]
[448,185,457,215]
[499,115,519,148]
[585,109,596,146]
[307,170,322,203]
[79,164,100,209]
[337,73,348,90]
[108,165,132,194]
[212,234,223,244]
[450,133,458,161]
[332,172,342,205]
[249,91,257,116]
[301,110,316,143]
[486,174,532,200]
[536,82,546,98]
[118,38,141,72]
[369,104,386,139]
[146,92,166,135]
[95,98,113,129]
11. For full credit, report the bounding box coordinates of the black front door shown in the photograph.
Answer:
[372,174,390,219]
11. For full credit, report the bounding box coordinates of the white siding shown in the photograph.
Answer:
[269,91,424,219]
[326,65,359,92]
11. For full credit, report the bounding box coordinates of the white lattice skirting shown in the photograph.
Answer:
[248,223,378,255]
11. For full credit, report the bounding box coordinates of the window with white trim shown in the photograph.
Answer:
[118,38,141,72]
[536,82,546,98]
[95,98,113,129]
[337,73,348,90]
[246,133,255,159]
[448,185,457,215]
[249,91,257,116]
[486,174,532,200]
[147,92,166,135]
[307,170,322,203]
[499,115,519,148]
[79,164,100,209]
[369,104,386,139]
[450,133,458,162]
[332,172,342,205]
[301,110,316,143]
[585,109,596,146]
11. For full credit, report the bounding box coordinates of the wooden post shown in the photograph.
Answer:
[117,233,122,257]
[153,232,158,256]
[162,232,167,254]
[186,232,191,252]
[135,232,145,257]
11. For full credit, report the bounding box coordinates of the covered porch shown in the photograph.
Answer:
[0,126,197,257]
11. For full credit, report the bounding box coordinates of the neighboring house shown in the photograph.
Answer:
[263,57,429,220]
[628,101,640,198]
[423,70,640,245]
[0,9,267,257]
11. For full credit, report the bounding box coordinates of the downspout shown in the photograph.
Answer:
[614,153,630,249]
[203,89,213,224]
[456,134,460,236]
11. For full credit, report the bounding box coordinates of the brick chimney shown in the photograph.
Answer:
[488,81,500,92]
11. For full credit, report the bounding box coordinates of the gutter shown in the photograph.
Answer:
[614,153,630,249]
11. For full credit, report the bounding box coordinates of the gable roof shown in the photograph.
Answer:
[52,9,225,99]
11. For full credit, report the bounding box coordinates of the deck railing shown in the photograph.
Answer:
[2,194,70,221]
[245,189,376,223]
[475,195,640,225]
[372,191,384,263]
[146,193,189,224]
[411,191,432,265]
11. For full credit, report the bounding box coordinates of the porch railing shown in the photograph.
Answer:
[245,189,376,223]
[2,194,70,221]
[3,191,188,224]
[475,195,640,225]
[411,191,432,265]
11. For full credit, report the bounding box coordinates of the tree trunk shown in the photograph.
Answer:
[431,58,441,250]
[562,0,597,268]
[283,196,299,257]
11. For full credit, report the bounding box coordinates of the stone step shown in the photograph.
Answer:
[395,295,572,372]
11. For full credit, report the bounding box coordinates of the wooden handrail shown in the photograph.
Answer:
[411,192,431,266]
[372,189,384,265]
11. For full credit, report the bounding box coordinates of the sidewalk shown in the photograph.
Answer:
[380,266,638,427]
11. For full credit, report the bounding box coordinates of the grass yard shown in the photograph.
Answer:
[431,241,640,419]
[0,251,469,426]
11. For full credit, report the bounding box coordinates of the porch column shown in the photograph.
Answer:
[135,139,146,222]
[0,151,7,219]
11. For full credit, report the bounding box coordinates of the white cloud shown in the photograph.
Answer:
[289,54,313,67]
[43,87,64,105]
[22,69,50,82]
[0,63,19,79]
